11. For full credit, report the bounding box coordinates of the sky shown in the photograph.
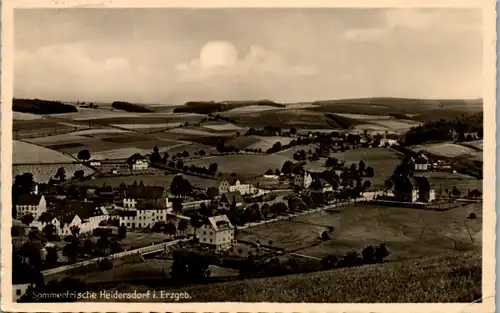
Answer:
[14,8,483,105]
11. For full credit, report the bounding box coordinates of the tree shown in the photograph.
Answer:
[98,258,114,271]
[290,127,297,135]
[265,169,274,175]
[325,157,338,167]
[190,215,204,239]
[45,246,59,267]
[55,167,66,181]
[43,224,58,241]
[321,254,338,269]
[165,222,177,238]
[358,160,366,174]
[77,150,91,162]
[365,167,374,177]
[452,186,461,199]
[20,240,43,269]
[118,225,127,239]
[109,240,124,254]
[182,151,190,158]
[208,163,218,176]
[21,214,35,226]
[172,198,183,213]
[198,150,206,157]
[170,175,192,199]
[82,239,96,256]
[150,146,162,164]
[362,180,371,189]
[361,245,376,264]
[73,170,85,180]
[178,219,188,236]
[63,237,81,264]
[374,243,390,263]
[281,161,294,176]
[162,152,169,163]
[97,236,110,256]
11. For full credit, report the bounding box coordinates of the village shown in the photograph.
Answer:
[12,122,483,302]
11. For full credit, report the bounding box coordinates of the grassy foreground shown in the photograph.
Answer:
[164,251,481,302]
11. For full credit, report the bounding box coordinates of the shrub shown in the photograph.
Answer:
[321,254,338,269]
[468,213,477,219]
[98,258,114,271]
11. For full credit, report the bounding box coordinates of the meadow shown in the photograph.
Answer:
[421,172,483,193]
[327,147,404,187]
[13,140,76,164]
[186,154,293,178]
[411,143,479,158]
[157,251,481,302]
[237,202,482,261]
[74,173,217,190]
[14,164,94,183]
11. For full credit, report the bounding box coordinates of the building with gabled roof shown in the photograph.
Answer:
[218,191,244,211]
[199,215,235,251]
[15,193,46,220]
[119,186,170,229]
[393,175,435,203]
[217,174,255,195]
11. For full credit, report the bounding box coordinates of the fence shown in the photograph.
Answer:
[41,238,188,277]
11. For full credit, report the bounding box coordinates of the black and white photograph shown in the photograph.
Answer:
[2,0,496,311]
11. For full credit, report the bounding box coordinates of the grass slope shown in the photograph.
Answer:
[164,251,481,302]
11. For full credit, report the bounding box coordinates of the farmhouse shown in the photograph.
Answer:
[15,192,47,220]
[89,160,101,167]
[379,138,399,147]
[58,214,82,237]
[30,212,60,233]
[218,191,244,211]
[393,176,435,203]
[119,186,170,228]
[309,178,334,194]
[199,215,235,252]
[294,171,313,189]
[127,153,149,171]
[217,174,256,195]
[411,154,429,171]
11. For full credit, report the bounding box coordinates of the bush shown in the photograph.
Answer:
[98,258,114,271]
[468,213,477,219]
[321,231,330,241]
[321,254,338,269]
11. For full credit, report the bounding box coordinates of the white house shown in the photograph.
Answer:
[52,200,109,235]
[58,214,82,237]
[217,175,255,196]
[15,193,47,220]
[199,215,235,251]
[89,160,101,167]
[127,153,149,171]
[119,186,170,229]
[379,139,399,147]
[218,191,244,211]
[294,171,313,189]
[412,154,429,171]
[30,212,60,233]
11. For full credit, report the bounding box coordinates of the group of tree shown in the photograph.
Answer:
[245,126,282,137]
[170,249,221,282]
[404,113,483,146]
[111,101,153,113]
[13,98,78,114]
[169,175,193,199]
[321,243,390,270]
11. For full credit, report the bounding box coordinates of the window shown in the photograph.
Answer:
[203,231,206,235]
[210,239,213,243]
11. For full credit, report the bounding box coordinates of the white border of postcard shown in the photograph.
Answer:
[1,0,496,312]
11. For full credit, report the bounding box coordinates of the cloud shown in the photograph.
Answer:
[343,9,481,41]
[175,43,318,82]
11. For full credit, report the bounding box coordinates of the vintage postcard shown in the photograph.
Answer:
[1,0,496,312]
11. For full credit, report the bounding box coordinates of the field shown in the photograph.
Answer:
[327,147,404,187]
[156,251,481,302]
[238,202,482,261]
[411,143,479,158]
[226,109,336,129]
[13,112,43,120]
[335,113,392,120]
[461,140,483,151]
[25,132,182,160]
[73,173,217,190]
[421,172,483,193]
[13,164,94,183]
[220,105,283,115]
[186,154,293,178]
[13,140,76,164]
